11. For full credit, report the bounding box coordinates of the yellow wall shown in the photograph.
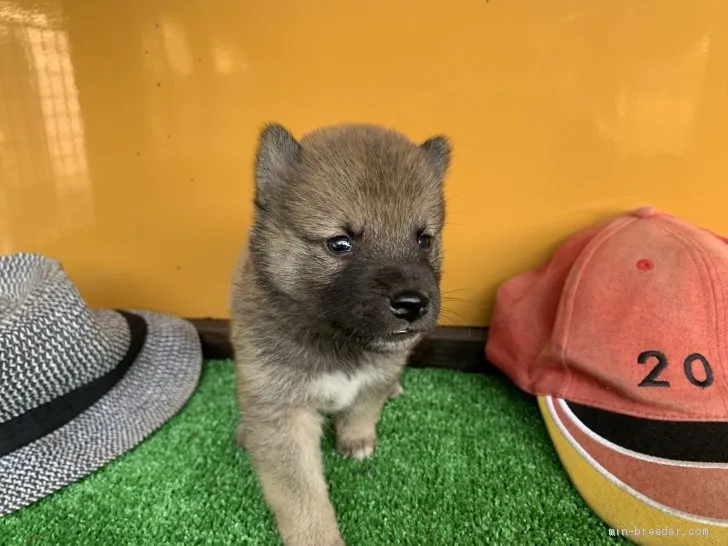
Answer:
[1,0,727,326]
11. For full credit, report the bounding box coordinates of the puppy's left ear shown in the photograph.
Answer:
[254,123,301,206]
[420,136,451,180]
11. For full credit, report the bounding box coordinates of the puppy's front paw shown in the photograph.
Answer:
[336,436,376,460]
[388,381,404,400]
[235,423,247,451]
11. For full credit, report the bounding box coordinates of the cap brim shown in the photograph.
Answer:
[0,310,202,516]
[539,396,728,545]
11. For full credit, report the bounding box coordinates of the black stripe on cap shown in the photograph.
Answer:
[0,310,147,457]
[565,400,728,463]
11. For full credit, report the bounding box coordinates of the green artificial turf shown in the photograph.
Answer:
[0,360,621,545]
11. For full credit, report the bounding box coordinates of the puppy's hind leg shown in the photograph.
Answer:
[243,407,344,546]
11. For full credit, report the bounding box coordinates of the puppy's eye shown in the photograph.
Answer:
[417,233,432,250]
[326,235,353,254]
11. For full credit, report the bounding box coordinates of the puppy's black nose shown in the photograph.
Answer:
[389,291,429,322]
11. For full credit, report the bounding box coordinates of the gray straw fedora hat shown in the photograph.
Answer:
[0,253,202,517]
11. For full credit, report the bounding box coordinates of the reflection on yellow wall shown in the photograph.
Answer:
[1,0,727,326]
[0,4,93,254]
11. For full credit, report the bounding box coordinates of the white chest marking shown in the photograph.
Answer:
[309,369,379,412]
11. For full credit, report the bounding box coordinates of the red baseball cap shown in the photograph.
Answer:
[485,207,728,544]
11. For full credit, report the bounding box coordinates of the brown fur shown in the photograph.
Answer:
[229,123,450,545]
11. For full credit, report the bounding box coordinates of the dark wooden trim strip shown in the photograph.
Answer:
[187,318,489,373]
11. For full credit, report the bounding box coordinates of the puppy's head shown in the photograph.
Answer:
[249,123,450,353]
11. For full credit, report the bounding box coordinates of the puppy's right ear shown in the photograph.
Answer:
[420,136,451,181]
[254,123,301,205]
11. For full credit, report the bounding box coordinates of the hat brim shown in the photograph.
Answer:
[539,396,728,545]
[0,310,202,517]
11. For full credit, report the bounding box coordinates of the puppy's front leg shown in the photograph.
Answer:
[335,385,392,461]
[243,407,344,546]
